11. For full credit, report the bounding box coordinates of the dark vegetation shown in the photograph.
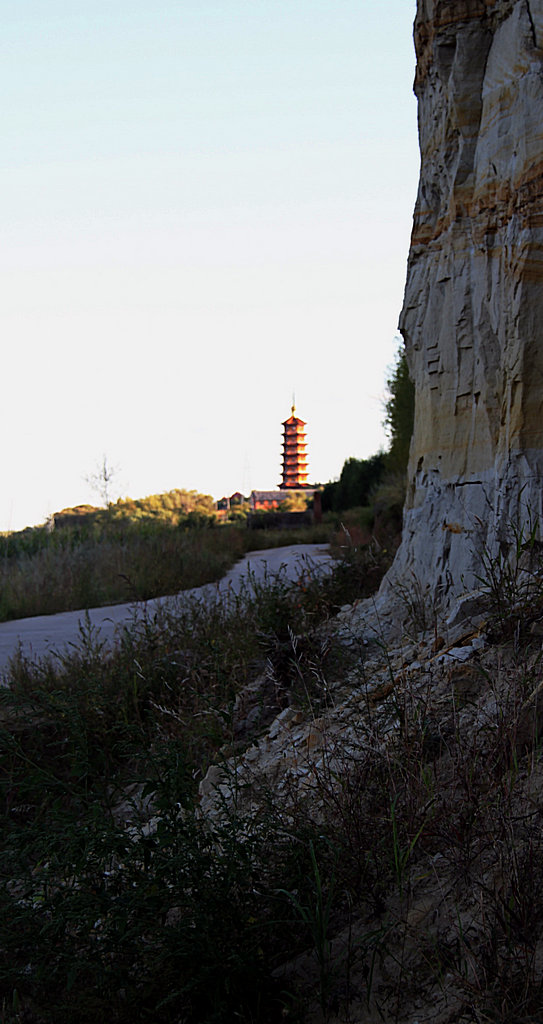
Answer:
[321,344,414,543]
[321,452,386,514]
[0,512,243,620]
[0,543,394,1024]
[2,517,543,1022]
[383,344,415,474]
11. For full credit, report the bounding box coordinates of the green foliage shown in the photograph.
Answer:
[0,528,326,625]
[112,487,216,523]
[279,840,337,1015]
[321,453,386,513]
[280,492,311,512]
[383,342,415,473]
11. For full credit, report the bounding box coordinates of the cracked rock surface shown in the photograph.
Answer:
[395,0,543,603]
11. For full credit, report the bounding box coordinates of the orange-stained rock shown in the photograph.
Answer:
[393,0,543,601]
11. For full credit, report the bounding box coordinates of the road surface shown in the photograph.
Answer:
[0,543,333,676]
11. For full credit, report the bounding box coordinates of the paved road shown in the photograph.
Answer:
[0,544,333,676]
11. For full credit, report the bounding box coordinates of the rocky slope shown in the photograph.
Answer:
[396,0,543,603]
[200,573,543,1023]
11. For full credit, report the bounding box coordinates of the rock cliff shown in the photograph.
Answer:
[396,0,543,602]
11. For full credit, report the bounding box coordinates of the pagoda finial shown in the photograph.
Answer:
[291,391,296,416]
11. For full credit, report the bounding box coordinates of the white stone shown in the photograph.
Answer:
[392,0,543,606]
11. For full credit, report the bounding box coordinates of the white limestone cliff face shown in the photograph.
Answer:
[395,0,543,602]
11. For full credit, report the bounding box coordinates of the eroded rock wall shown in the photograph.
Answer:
[396,0,543,600]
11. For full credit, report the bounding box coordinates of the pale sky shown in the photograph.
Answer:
[2,0,419,532]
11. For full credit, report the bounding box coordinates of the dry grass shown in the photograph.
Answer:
[2,519,543,1023]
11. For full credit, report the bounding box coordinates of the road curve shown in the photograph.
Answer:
[0,544,333,677]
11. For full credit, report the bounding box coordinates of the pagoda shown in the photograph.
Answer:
[279,404,309,489]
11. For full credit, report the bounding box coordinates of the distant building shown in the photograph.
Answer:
[247,404,323,525]
[250,490,288,511]
[216,492,246,511]
[280,404,309,489]
[249,490,316,512]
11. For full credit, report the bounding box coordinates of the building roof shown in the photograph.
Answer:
[250,488,315,503]
[250,490,287,503]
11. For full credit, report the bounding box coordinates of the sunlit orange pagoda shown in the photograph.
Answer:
[279,404,309,489]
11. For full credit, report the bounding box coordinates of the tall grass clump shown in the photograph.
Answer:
[475,513,543,639]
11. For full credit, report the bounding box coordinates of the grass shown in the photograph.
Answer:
[0,516,332,622]
[0,538,395,1024]
[3,512,543,1023]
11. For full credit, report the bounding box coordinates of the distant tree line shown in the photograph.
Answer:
[41,489,218,542]
[113,488,215,522]
[322,343,415,513]
[321,453,386,513]
[0,489,220,562]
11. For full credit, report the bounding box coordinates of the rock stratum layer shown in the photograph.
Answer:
[396,0,543,600]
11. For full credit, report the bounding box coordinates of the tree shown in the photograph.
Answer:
[321,453,386,512]
[86,455,120,509]
[384,342,415,473]
[281,492,310,512]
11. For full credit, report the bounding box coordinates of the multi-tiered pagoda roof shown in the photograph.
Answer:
[279,404,309,489]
